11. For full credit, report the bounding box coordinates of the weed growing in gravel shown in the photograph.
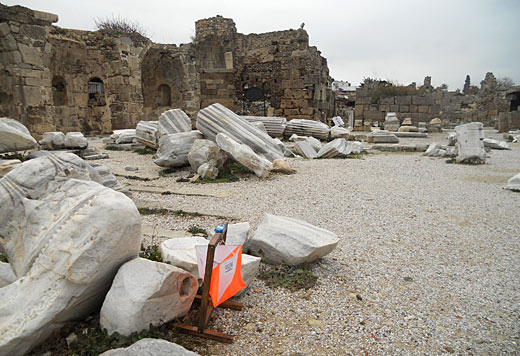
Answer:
[188,225,208,237]
[139,245,163,262]
[176,177,190,182]
[104,145,124,151]
[258,263,318,292]
[138,207,169,215]
[0,253,8,263]
[195,163,245,184]
[115,174,153,181]
[158,168,177,176]
[134,148,155,155]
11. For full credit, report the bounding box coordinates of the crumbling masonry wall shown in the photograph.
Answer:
[0,5,334,137]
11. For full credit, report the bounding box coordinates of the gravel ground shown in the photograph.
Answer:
[94,132,519,355]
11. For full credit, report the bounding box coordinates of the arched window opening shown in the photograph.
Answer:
[508,92,520,112]
[157,84,171,107]
[88,77,104,100]
[52,76,67,106]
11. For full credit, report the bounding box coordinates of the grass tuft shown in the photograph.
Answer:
[188,225,208,237]
[258,263,318,292]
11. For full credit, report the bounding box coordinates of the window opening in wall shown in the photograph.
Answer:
[52,76,67,106]
[157,84,172,107]
[509,92,520,112]
[88,78,104,100]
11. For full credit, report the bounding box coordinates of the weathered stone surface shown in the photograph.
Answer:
[368,131,399,143]
[0,152,141,355]
[0,118,38,153]
[289,134,307,142]
[242,116,287,138]
[99,338,200,356]
[154,131,204,168]
[317,138,351,158]
[506,173,520,191]
[226,222,251,248]
[197,163,218,179]
[272,158,296,174]
[0,159,21,178]
[100,258,197,336]
[216,133,273,178]
[188,139,228,172]
[425,143,447,157]
[483,138,510,150]
[197,104,283,162]
[248,214,339,265]
[448,132,457,146]
[64,132,88,149]
[158,109,192,137]
[89,163,132,197]
[350,141,364,154]
[284,119,330,140]
[330,126,350,139]
[455,122,486,164]
[398,126,418,132]
[272,138,287,154]
[0,262,16,288]
[160,237,260,293]
[384,113,400,131]
[293,141,317,159]
[111,129,136,144]
[401,118,412,125]
[40,131,65,150]
[136,121,159,149]
[306,136,322,152]
[250,121,268,134]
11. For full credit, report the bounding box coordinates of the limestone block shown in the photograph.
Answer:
[226,222,251,249]
[482,138,510,150]
[384,113,400,131]
[398,126,418,132]
[111,129,136,144]
[248,214,339,265]
[455,122,486,164]
[40,131,65,150]
[272,158,296,174]
[188,139,228,172]
[136,121,159,149]
[0,152,142,355]
[306,136,322,152]
[0,262,16,288]
[64,132,88,149]
[197,163,218,179]
[448,132,457,146]
[506,173,520,191]
[158,109,192,137]
[197,104,283,162]
[293,141,317,159]
[216,133,273,178]
[401,118,412,125]
[317,138,352,158]
[330,126,350,139]
[18,43,43,66]
[368,131,399,143]
[100,258,198,336]
[99,338,200,356]
[395,96,412,105]
[241,116,287,138]
[284,119,330,140]
[0,118,38,153]
[154,131,203,168]
[0,159,21,178]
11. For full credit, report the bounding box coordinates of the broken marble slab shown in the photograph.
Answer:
[136,121,159,149]
[250,121,268,134]
[284,119,330,140]
[368,131,399,143]
[330,126,350,139]
[248,213,339,265]
[0,159,21,178]
[455,122,486,164]
[188,139,228,173]
[398,126,418,132]
[111,129,136,144]
[99,338,200,356]
[384,112,399,131]
[241,116,287,137]
[197,103,283,162]
[100,258,197,336]
[317,138,352,158]
[483,138,511,150]
[0,118,38,153]
[306,136,322,152]
[158,109,192,137]
[216,132,273,178]
[350,141,364,154]
[425,143,447,157]
[226,222,251,249]
[89,163,132,197]
[64,132,88,149]
[0,262,16,288]
[506,173,520,191]
[40,131,65,150]
[293,141,317,159]
[272,138,287,155]
[0,152,141,355]
[289,134,307,142]
[448,132,457,146]
[154,131,203,168]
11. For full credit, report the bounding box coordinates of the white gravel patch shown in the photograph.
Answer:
[93,134,520,355]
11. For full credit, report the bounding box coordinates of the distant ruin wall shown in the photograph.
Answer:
[0,4,334,137]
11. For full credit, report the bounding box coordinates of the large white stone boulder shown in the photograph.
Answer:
[0,118,38,153]
[99,338,200,356]
[241,116,287,138]
[197,103,283,162]
[136,121,159,149]
[100,258,198,336]
[330,126,350,139]
[160,237,260,294]
[64,132,88,149]
[248,214,339,265]
[216,133,273,178]
[226,222,251,249]
[506,173,520,191]
[158,109,192,137]
[188,139,228,172]
[154,131,204,168]
[0,152,142,355]
[111,129,136,144]
[455,122,486,164]
[317,138,352,158]
[40,131,66,150]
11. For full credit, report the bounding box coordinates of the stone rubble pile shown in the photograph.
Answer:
[0,118,38,153]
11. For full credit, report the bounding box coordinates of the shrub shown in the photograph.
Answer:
[95,15,148,38]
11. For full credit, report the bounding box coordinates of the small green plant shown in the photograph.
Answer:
[138,207,169,215]
[139,245,162,262]
[194,163,244,184]
[0,253,8,263]
[176,177,190,182]
[118,174,153,181]
[104,145,124,151]
[188,225,208,237]
[134,148,155,155]
[258,263,318,292]
[159,168,177,176]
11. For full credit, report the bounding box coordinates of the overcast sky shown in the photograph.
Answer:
[5,0,519,90]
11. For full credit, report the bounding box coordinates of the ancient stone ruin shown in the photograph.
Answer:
[0,4,334,138]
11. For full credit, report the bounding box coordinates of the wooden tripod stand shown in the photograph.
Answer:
[174,224,243,343]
